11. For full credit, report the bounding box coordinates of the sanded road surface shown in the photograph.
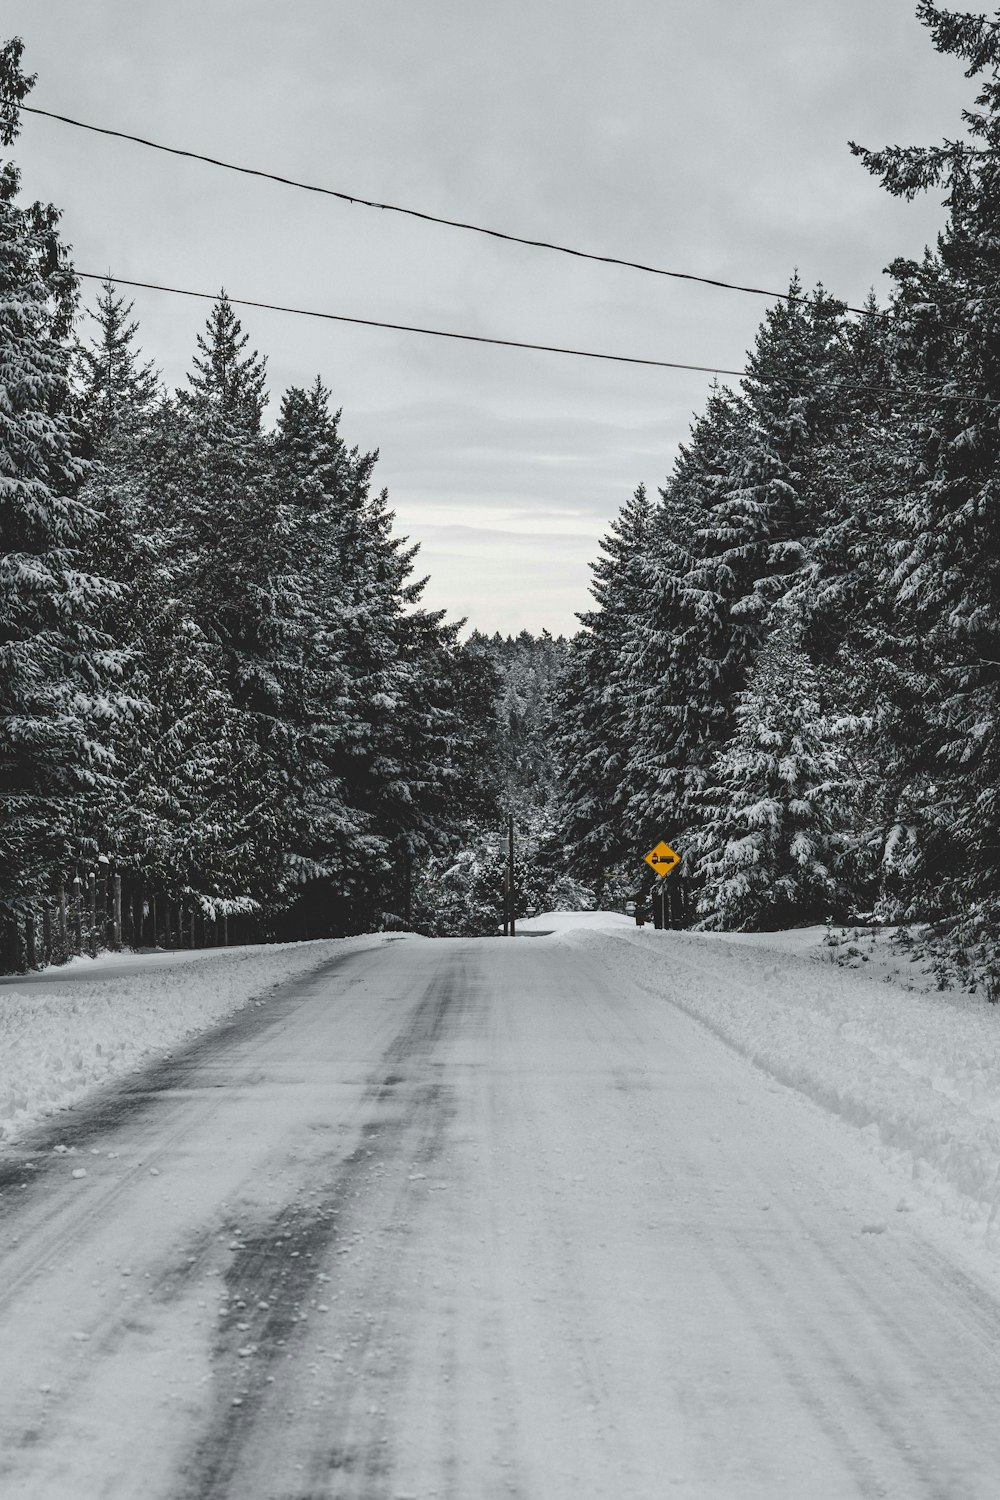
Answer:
[3,933,1000,1498]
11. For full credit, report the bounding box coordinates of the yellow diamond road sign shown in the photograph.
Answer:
[644,840,680,876]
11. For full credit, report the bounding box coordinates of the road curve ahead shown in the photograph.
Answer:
[3,933,1000,1498]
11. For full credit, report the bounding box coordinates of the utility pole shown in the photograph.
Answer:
[508,813,516,938]
[400,835,412,931]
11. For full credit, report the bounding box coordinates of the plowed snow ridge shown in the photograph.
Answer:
[0,936,397,1141]
[560,921,1000,1254]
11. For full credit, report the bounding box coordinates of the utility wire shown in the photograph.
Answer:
[77,272,1000,406]
[16,100,875,316]
[76,270,745,375]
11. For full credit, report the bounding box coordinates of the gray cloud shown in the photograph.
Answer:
[6,0,976,633]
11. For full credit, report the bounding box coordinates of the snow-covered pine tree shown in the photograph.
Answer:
[792,294,894,674]
[270,379,368,927]
[174,295,278,705]
[714,279,853,631]
[850,3,1000,940]
[620,388,756,861]
[693,618,851,930]
[393,605,504,847]
[0,39,125,965]
[350,479,503,918]
[615,288,856,905]
[550,484,654,894]
[69,280,162,872]
[787,294,901,908]
[74,277,159,447]
[137,297,292,915]
[274,379,502,934]
[72,277,159,589]
[308,444,423,928]
[187,291,267,433]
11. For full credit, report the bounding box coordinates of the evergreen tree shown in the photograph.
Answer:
[620,388,755,857]
[270,379,367,922]
[711,279,853,632]
[172,299,278,698]
[788,296,901,906]
[550,484,654,893]
[129,303,291,914]
[274,380,502,933]
[0,39,124,963]
[74,277,159,446]
[850,3,1000,932]
[186,291,267,432]
[693,620,851,930]
[615,285,858,904]
[72,275,160,728]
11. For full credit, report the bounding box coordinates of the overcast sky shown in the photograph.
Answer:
[6,1,977,636]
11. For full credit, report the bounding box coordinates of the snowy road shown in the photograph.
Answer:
[3,934,1000,1498]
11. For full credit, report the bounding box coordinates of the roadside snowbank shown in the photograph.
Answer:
[517,910,633,933]
[0,936,392,1144]
[555,920,1000,1254]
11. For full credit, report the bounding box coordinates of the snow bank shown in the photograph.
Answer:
[518,909,634,933]
[0,936,391,1144]
[556,922,1000,1253]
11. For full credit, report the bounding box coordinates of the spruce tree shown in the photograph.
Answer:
[550,484,654,892]
[74,277,159,446]
[71,282,161,872]
[850,3,1000,934]
[789,296,901,908]
[271,379,384,929]
[693,620,850,930]
[187,291,267,432]
[712,279,853,630]
[620,388,755,857]
[132,301,291,915]
[0,39,124,963]
[274,379,500,932]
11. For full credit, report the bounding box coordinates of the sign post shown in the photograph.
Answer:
[642,840,681,930]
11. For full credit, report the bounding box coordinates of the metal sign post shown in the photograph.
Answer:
[643,840,681,930]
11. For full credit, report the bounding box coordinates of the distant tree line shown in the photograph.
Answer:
[0,38,504,968]
[551,5,1000,982]
[409,631,597,936]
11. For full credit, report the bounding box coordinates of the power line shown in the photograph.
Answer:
[77,271,1000,407]
[16,99,875,316]
[77,270,745,376]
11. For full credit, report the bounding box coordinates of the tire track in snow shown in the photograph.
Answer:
[0,949,375,1318]
[173,961,470,1500]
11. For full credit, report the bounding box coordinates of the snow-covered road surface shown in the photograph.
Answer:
[4,932,1000,1498]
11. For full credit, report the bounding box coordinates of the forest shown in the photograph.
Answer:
[4,6,1000,983]
[0,32,553,967]
[552,5,1000,986]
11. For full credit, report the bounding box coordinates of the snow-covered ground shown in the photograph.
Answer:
[517,908,634,933]
[7,925,1000,1497]
[0,936,396,1143]
[9,918,1000,1494]
[4,912,1000,1258]
[537,912,1000,1261]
